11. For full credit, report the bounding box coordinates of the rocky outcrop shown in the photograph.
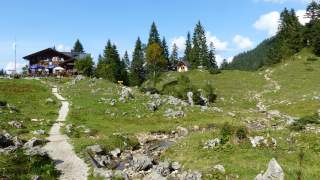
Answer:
[255,158,284,180]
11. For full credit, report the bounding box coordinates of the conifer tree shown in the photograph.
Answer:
[190,21,209,69]
[169,43,179,70]
[122,51,130,68]
[184,32,192,62]
[75,55,94,77]
[161,37,170,68]
[130,37,145,86]
[147,22,161,46]
[220,59,229,70]
[72,39,84,53]
[306,1,320,22]
[208,42,218,70]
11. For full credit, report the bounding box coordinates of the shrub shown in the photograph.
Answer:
[209,68,221,74]
[236,126,248,140]
[192,90,206,106]
[140,87,159,94]
[220,123,233,144]
[0,100,7,107]
[306,57,318,62]
[290,113,320,131]
[204,83,217,103]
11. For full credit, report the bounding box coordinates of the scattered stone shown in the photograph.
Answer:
[114,170,129,180]
[93,168,113,179]
[23,137,45,149]
[201,106,208,112]
[170,161,181,171]
[24,146,47,156]
[249,136,277,148]
[147,102,159,112]
[65,124,73,133]
[227,112,236,117]
[164,109,185,118]
[154,161,171,176]
[212,107,223,113]
[143,171,166,180]
[187,92,194,106]
[166,96,188,106]
[110,148,121,158]
[71,75,85,85]
[203,138,220,149]
[0,132,14,148]
[32,129,45,135]
[46,98,54,104]
[86,145,105,155]
[8,121,22,128]
[130,154,153,171]
[176,126,189,137]
[249,136,265,148]
[213,164,226,174]
[255,158,284,180]
[110,99,116,106]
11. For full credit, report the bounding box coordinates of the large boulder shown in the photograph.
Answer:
[176,126,189,137]
[255,158,284,180]
[187,92,194,106]
[213,164,225,174]
[23,137,45,149]
[130,154,153,171]
[119,86,134,100]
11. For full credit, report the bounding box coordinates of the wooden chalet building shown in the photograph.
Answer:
[23,48,87,76]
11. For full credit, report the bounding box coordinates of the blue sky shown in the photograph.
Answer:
[0,0,312,71]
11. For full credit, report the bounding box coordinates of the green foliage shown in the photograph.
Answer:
[235,126,248,140]
[161,37,170,68]
[290,113,320,131]
[190,21,209,69]
[96,40,128,85]
[130,37,146,86]
[75,55,94,77]
[307,56,318,61]
[72,39,84,53]
[147,22,161,46]
[184,32,192,63]
[220,123,233,144]
[203,83,217,103]
[0,100,7,107]
[146,43,166,87]
[169,43,179,70]
[315,36,320,56]
[122,51,130,68]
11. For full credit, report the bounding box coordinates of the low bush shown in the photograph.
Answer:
[140,87,159,94]
[235,126,248,140]
[204,83,217,103]
[220,123,233,144]
[290,113,320,131]
[209,68,221,75]
[0,100,7,107]
[307,57,318,62]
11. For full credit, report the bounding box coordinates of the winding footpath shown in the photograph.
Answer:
[43,87,88,180]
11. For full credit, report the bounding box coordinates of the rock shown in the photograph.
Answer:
[170,161,181,171]
[187,92,194,106]
[0,132,14,148]
[213,164,225,174]
[227,112,236,117]
[192,125,200,131]
[32,129,45,135]
[166,96,188,106]
[313,96,320,101]
[93,168,113,179]
[110,148,121,158]
[87,145,105,155]
[203,138,220,149]
[66,124,73,133]
[24,146,47,156]
[154,161,171,177]
[201,106,208,112]
[143,171,166,180]
[255,158,284,180]
[176,126,189,137]
[23,137,45,149]
[110,99,116,106]
[147,102,158,112]
[114,170,129,180]
[131,154,153,171]
[212,107,223,113]
[186,171,202,180]
[91,154,112,168]
[120,86,134,100]
[8,121,22,129]
[267,110,281,119]
[249,136,265,148]
[164,109,185,118]
[31,175,41,180]
[45,98,54,104]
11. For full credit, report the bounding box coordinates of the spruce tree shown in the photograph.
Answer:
[147,22,161,46]
[75,55,94,77]
[184,32,192,62]
[220,59,229,70]
[208,42,218,70]
[130,37,145,86]
[190,21,209,69]
[169,43,179,70]
[161,37,170,69]
[72,39,84,53]
[306,1,320,22]
[122,51,130,69]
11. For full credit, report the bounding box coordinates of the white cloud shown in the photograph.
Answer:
[233,35,254,50]
[216,55,234,66]
[254,11,280,36]
[296,9,311,25]
[206,32,229,52]
[4,61,26,74]
[170,36,186,53]
[56,44,70,52]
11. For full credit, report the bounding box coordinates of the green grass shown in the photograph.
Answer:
[0,79,60,179]
[58,50,320,179]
